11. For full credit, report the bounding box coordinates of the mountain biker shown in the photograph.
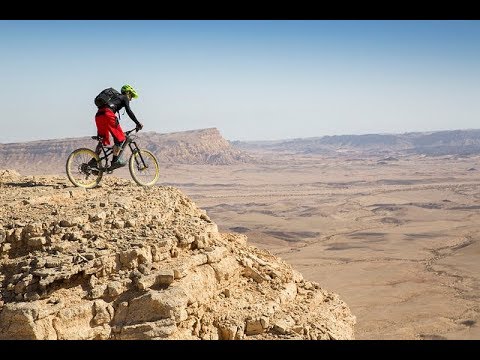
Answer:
[89,84,144,170]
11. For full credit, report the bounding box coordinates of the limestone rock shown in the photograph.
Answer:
[0,172,355,340]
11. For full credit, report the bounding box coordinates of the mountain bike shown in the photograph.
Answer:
[66,128,160,189]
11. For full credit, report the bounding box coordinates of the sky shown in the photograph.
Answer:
[0,20,479,143]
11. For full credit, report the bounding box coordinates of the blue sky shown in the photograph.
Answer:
[1,20,479,142]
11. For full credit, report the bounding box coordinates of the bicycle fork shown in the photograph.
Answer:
[128,141,148,171]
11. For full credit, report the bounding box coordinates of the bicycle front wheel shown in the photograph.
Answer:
[129,149,160,187]
[66,148,103,189]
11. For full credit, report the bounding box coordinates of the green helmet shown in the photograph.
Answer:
[121,84,139,99]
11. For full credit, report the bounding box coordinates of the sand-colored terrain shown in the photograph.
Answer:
[0,172,355,339]
[157,153,480,340]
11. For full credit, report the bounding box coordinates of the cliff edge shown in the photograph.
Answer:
[0,170,355,340]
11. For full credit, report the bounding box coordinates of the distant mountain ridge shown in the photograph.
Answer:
[3,128,480,176]
[230,129,480,156]
[0,128,253,175]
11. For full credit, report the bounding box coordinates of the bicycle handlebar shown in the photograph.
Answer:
[125,128,139,136]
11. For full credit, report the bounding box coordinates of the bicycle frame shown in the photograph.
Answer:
[93,129,148,172]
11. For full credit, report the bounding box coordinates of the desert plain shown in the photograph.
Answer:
[155,151,480,340]
[3,134,480,340]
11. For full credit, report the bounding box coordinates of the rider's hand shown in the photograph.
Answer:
[136,122,143,131]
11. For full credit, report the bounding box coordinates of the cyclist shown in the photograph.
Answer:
[89,84,144,170]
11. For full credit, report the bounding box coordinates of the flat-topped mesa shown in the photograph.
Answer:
[139,128,253,165]
[0,128,254,175]
[0,172,356,340]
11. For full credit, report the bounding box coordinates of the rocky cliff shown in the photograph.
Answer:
[0,169,355,340]
[0,128,253,175]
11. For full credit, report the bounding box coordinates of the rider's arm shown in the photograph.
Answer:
[122,96,141,126]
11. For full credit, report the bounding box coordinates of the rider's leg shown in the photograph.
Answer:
[88,143,102,168]
[110,138,126,169]
[112,147,120,164]
[89,110,111,168]
[110,120,126,166]
[112,138,124,160]
[112,143,121,160]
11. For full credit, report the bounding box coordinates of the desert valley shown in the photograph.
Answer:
[1,128,480,339]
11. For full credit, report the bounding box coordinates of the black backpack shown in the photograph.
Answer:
[94,87,121,108]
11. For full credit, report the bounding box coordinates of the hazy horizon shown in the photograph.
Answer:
[2,126,480,145]
[1,20,479,143]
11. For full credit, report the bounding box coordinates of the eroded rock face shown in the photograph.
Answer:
[0,171,355,340]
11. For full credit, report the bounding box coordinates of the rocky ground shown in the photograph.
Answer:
[0,169,355,340]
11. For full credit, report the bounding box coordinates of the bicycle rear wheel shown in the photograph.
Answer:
[66,148,103,188]
[129,149,160,187]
